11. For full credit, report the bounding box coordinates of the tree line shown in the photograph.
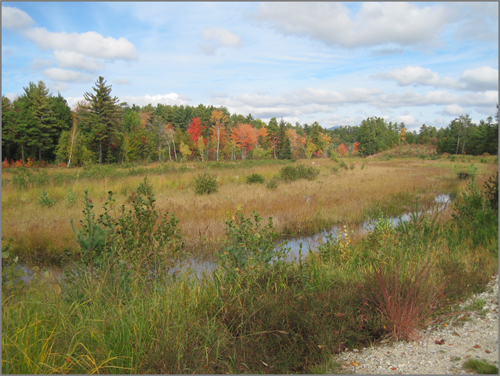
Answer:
[2,77,498,166]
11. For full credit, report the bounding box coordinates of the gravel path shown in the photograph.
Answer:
[335,274,498,374]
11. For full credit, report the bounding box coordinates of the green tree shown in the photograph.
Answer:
[82,76,122,164]
[19,81,58,161]
[277,119,292,159]
[267,117,279,159]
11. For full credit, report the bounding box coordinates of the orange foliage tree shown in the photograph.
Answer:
[286,129,306,158]
[338,143,348,156]
[231,123,257,159]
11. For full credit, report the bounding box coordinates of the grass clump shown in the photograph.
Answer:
[245,173,265,184]
[38,190,57,207]
[266,177,279,189]
[277,164,320,182]
[463,359,499,374]
[194,171,219,195]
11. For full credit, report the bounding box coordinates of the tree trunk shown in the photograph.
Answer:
[173,140,177,161]
[216,127,220,162]
[167,143,171,161]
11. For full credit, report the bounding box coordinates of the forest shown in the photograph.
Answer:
[2,76,498,168]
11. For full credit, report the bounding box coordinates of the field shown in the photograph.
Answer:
[2,152,498,373]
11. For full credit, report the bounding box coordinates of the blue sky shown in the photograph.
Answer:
[2,2,498,130]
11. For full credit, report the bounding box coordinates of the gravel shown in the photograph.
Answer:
[335,274,498,374]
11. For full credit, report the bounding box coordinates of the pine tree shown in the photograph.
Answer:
[267,117,279,159]
[277,119,292,159]
[83,77,121,164]
[21,81,58,161]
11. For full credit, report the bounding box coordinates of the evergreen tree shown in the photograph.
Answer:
[277,118,292,159]
[20,81,58,161]
[83,76,122,164]
[267,117,279,159]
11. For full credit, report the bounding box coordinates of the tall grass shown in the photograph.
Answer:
[2,172,497,373]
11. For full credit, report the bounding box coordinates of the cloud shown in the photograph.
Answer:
[43,68,93,83]
[2,6,34,30]
[459,66,498,92]
[372,66,461,90]
[453,3,498,41]
[120,93,190,107]
[30,58,54,71]
[24,27,138,61]
[48,82,69,93]
[200,27,241,54]
[395,115,418,126]
[54,50,105,72]
[370,47,405,56]
[113,78,131,85]
[211,86,498,122]
[253,2,458,48]
[438,104,465,116]
[373,66,498,92]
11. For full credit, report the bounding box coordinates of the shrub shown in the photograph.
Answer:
[194,172,218,195]
[364,256,444,341]
[349,162,355,170]
[64,187,77,207]
[483,172,498,211]
[339,161,348,170]
[246,173,265,184]
[266,177,279,189]
[277,164,320,182]
[38,190,57,207]
[216,211,290,277]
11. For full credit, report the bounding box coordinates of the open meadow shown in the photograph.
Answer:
[2,152,498,374]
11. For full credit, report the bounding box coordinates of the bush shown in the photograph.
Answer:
[194,172,218,195]
[277,164,319,182]
[339,161,348,170]
[364,255,444,341]
[266,177,279,189]
[38,190,57,207]
[246,173,265,184]
[216,211,290,277]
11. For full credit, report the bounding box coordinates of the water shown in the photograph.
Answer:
[16,194,451,282]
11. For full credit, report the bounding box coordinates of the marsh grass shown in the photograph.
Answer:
[3,157,494,265]
[2,172,498,374]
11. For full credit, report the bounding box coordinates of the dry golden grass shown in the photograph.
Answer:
[2,156,497,264]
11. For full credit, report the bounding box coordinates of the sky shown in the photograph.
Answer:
[2,2,498,131]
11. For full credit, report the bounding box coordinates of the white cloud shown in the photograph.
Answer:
[24,27,138,61]
[372,66,461,90]
[453,3,498,41]
[43,68,93,83]
[113,78,131,85]
[200,27,242,54]
[459,66,498,91]
[439,104,465,116]
[395,115,418,126]
[48,82,69,93]
[54,50,105,72]
[373,66,498,92]
[211,86,498,123]
[30,58,54,71]
[120,93,190,107]
[2,6,34,30]
[253,2,458,48]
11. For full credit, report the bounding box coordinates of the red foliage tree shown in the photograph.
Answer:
[354,141,360,154]
[231,123,258,159]
[187,117,203,143]
[338,143,348,156]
